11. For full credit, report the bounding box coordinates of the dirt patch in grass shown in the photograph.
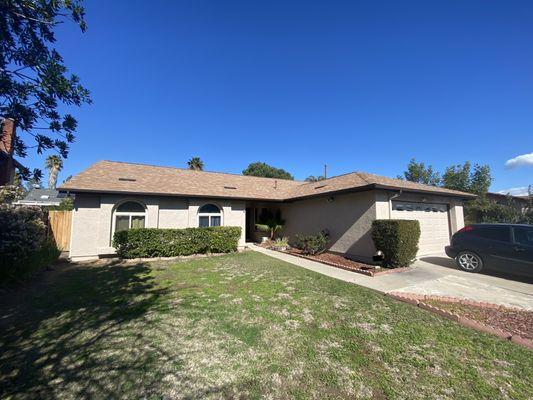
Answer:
[426,299,533,340]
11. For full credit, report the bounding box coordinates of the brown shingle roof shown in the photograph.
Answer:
[60,160,301,200]
[59,160,475,201]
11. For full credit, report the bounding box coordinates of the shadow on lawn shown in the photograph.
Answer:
[0,260,174,398]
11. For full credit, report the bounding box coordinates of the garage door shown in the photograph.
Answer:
[391,201,451,256]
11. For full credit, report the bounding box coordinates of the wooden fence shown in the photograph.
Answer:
[48,210,72,251]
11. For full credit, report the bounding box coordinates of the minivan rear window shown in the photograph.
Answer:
[514,227,533,246]
[469,226,511,242]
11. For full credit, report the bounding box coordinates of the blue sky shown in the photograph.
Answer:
[21,0,533,193]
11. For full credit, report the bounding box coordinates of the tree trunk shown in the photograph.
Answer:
[48,167,59,189]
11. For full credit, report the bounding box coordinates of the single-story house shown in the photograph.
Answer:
[14,188,66,207]
[59,160,475,261]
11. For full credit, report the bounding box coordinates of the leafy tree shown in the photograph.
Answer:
[441,161,492,196]
[0,184,24,204]
[469,164,492,196]
[46,196,73,211]
[187,157,204,171]
[398,159,440,186]
[399,159,525,224]
[255,209,285,239]
[441,162,472,193]
[45,155,62,189]
[524,185,533,224]
[465,195,524,225]
[243,162,294,180]
[305,175,325,182]
[1,0,91,180]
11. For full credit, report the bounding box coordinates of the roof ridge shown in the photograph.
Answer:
[99,160,303,184]
[296,170,369,188]
[355,171,372,184]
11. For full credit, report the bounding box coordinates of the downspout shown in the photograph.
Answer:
[388,190,402,219]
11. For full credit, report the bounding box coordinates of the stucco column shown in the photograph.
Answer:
[145,198,160,228]
[449,200,465,233]
[97,195,115,252]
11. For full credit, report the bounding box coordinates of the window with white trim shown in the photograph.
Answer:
[114,201,146,233]
[198,203,222,227]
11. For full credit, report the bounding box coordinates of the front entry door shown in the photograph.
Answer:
[245,208,253,241]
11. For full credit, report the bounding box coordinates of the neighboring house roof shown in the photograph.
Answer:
[487,192,530,204]
[59,160,475,201]
[15,188,65,206]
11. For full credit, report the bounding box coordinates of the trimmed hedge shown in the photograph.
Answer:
[371,220,421,268]
[113,226,242,259]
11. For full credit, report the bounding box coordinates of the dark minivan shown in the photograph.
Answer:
[445,224,533,278]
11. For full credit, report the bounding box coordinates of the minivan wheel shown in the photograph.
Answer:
[455,251,483,273]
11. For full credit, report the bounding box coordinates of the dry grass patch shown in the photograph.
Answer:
[0,252,531,399]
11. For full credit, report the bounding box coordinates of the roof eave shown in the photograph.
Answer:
[57,187,286,203]
[58,183,476,202]
[374,184,477,199]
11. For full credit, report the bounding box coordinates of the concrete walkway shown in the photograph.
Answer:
[251,245,533,310]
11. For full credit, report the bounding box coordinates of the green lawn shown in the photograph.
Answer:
[1,251,531,399]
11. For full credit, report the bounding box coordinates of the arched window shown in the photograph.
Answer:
[198,203,222,227]
[114,201,146,233]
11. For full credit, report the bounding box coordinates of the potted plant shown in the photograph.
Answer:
[271,237,289,251]
[255,209,285,241]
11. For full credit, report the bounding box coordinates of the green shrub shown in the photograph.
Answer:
[294,232,328,255]
[113,226,242,259]
[0,207,60,284]
[371,220,420,268]
[0,240,60,284]
[272,237,289,249]
[0,240,61,283]
[0,207,46,262]
[45,197,74,211]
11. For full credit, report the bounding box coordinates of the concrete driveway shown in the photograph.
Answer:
[252,246,533,310]
[378,254,533,310]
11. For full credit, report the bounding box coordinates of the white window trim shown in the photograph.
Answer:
[110,201,147,245]
[198,204,223,227]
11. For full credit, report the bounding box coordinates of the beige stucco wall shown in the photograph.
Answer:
[69,194,246,260]
[69,189,465,261]
[281,191,377,262]
[281,190,465,262]
[69,194,101,259]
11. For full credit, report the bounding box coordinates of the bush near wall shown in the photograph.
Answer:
[0,207,60,284]
[294,232,328,255]
[113,227,242,259]
[371,220,420,268]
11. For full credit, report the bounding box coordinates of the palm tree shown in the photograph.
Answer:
[187,157,204,171]
[305,175,325,182]
[45,155,63,189]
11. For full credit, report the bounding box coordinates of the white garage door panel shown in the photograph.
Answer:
[391,201,450,256]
